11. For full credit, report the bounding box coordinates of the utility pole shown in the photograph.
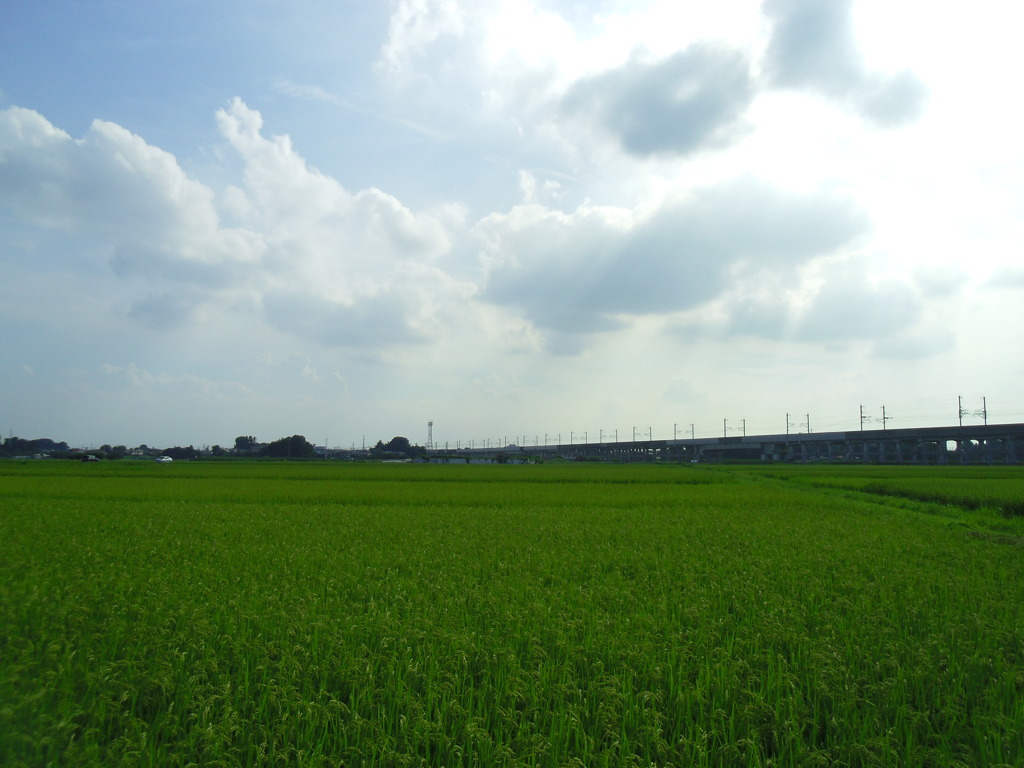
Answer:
[881,406,892,431]
[961,396,989,426]
[958,395,964,428]
[860,404,865,431]
[742,419,746,437]
[723,418,727,438]
[690,424,695,440]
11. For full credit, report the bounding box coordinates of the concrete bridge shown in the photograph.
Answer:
[430,423,1024,464]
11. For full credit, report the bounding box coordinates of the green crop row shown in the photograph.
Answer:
[1,462,1022,767]
[745,464,1024,520]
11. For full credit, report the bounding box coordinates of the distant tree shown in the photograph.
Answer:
[234,435,259,453]
[385,436,413,454]
[109,445,128,460]
[1,437,28,456]
[259,435,315,459]
[370,436,425,459]
[1,437,70,457]
[210,445,225,457]
[100,444,113,455]
[33,438,69,454]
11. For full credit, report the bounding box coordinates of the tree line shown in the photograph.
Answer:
[1,433,426,461]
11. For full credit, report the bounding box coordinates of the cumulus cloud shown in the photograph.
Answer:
[0,104,264,290]
[263,290,430,348]
[376,1,762,169]
[477,177,865,345]
[0,100,467,351]
[762,0,927,126]
[986,265,1024,289]
[563,44,754,157]
[762,0,861,90]
[216,99,449,265]
[214,99,468,343]
[792,260,922,342]
[127,291,202,330]
[676,254,950,357]
[373,0,927,175]
[378,0,469,76]
[0,65,952,387]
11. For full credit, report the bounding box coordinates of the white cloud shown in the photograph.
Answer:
[673,252,957,360]
[379,0,469,76]
[793,258,922,343]
[0,107,211,238]
[126,291,203,330]
[214,98,471,345]
[562,44,755,157]
[0,104,264,293]
[3,0,1024,445]
[762,0,927,126]
[988,266,1024,290]
[478,176,865,345]
[0,100,471,352]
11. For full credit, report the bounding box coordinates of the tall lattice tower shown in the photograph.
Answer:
[427,421,433,450]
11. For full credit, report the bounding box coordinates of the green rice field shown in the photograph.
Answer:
[1,460,1022,767]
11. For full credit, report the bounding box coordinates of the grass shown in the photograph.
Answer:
[745,464,1024,522]
[1,461,1022,766]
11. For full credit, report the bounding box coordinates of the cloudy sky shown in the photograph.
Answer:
[2,0,1022,449]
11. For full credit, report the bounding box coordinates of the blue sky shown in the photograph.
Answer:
[2,0,1023,449]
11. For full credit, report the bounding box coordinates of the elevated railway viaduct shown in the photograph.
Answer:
[430,423,1024,464]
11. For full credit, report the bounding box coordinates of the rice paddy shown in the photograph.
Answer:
[1,461,1022,767]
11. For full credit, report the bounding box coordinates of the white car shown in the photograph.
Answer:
[155,456,173,463]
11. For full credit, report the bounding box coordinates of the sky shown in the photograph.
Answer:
[2,0,1023,450]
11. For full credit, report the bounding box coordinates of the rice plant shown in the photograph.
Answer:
[1,461,1021,766]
